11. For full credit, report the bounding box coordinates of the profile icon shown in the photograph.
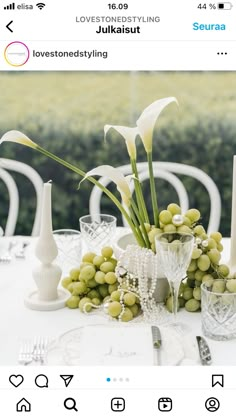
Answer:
[205,397,220,412]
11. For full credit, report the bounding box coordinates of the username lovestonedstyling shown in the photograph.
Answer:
[32,50,108,59]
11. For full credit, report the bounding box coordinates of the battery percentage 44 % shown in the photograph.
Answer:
[197,3,216,8]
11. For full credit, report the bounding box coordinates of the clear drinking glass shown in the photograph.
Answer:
[201,282,236,341]
[53,229,82,274]
[155,232,194,323]
[79,214,117,252]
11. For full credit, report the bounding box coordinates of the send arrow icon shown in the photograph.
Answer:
[60,375,74,388]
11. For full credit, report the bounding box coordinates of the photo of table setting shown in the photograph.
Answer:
[1,88,236,367]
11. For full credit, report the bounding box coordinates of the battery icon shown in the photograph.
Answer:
[217,2,233,8]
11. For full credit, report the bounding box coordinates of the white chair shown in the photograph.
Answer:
[89,162,221,233]
[0,158,44,236]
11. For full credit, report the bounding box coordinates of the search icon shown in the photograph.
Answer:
[64,397,78,412]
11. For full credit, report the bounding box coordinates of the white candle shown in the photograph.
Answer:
[35,181,58,264]
[40,182,53,237]
[230,155,236,271]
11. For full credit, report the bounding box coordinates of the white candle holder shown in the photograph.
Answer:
[24,182,70,311]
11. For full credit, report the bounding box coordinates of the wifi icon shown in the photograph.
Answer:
[36,2,45,9]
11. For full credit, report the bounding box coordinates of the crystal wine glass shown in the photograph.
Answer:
[155,232,194,324]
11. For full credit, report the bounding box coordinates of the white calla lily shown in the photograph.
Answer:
[104,125,138,160]
[0,130,38,149]
[82,165,133,205]
[136,97,178,153]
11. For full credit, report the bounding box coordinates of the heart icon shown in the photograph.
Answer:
[9,375,24,388]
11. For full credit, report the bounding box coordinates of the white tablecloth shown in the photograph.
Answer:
[0,231,235,365]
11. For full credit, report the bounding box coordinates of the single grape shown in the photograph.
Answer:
[110,290,121,302]
[104,272,117,285]
[218,264,230,278]
[210,232,222,243]
[217,243,224,252]
[193,287,201,301]
[177,225,192,234]
[183,287,193,300]
[193,225,205,236]
[108,283,118,294]
[212,280,226,293]
[95,271,106,284]
[72,281,87,295]
[108,301,122,317]
[163,224,176,233]
[121,307,133,322]
[191,248,202,260]
[194,269,205,282]
[167,203,181,215]
[178,297,186,307]
[79,297,92,312]
[188,259,198,272]
[159,210,173,225]
[91,297,101,306]
[93,255,105,268]
[185,208,201,223]
[200,233,208,240]
[148,228,163,244]
[87,289,100,299]
[87,279,97,288]
[207,249,221,265]
[67,283,75,293]
[226,279,236,293]
[101,246,113,259]
[197,254,211,271]
[66,296,80,309]
[143,223,151,233]
[166,296,179,313]
[185,298,200,312]
[100,261,114,273]
[187,271,196,281]
[123,292,136,306]
[79,265,96,282]
[98,284,109,298]
[61,277,72,289]
[129,303,139,317]
[202,274,214,287]
[183,216,192,227]
[82,252,96,264]
[106,257,117,270]
[69,268,80,281]
[207,238,217,250]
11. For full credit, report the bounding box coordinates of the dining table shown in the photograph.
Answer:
[0,228,235,366]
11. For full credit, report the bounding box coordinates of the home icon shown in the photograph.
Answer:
[16,398,31,412]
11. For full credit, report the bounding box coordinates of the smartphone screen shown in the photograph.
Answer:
[0,0,235,418]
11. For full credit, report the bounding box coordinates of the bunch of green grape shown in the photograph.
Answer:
[147,203,230,312]
[62,246,141,322]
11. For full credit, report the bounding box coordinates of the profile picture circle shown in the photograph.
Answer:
[205,397,220,412]
[4,41,30,67]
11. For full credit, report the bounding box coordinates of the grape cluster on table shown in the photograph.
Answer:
[148,203,234,312]
[62,246,141,322]
[62,203,236,319]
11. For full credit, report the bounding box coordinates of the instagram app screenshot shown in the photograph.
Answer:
[0,0,236,418]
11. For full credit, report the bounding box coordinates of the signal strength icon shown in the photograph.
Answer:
[4,2,15,9]
[36,2,46,9]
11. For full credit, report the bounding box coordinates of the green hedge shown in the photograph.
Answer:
[0,72,235,236]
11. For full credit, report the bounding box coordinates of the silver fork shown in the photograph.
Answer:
[18,341,33,366]
[33,336,48,365]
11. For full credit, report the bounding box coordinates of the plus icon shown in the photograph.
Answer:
[111,397,125,412]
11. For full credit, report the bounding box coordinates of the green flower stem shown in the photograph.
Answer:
[130,198,151,249]
[131,159,150,224]
[128,207,146,247]
[36,145,144,246]
[147,151,159,227]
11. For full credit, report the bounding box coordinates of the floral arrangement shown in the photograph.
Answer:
[1,97,233,318]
